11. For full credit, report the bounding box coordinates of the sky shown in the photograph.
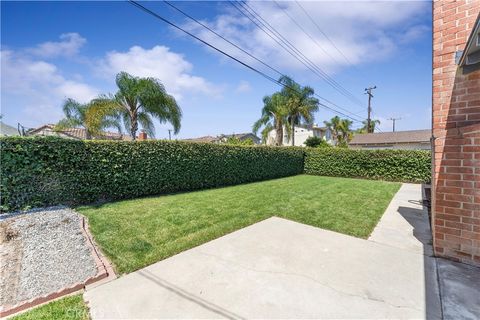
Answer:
[1,1,432,139]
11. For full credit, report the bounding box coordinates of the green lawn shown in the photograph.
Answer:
[79,175,400,274]
[11,295,88,320]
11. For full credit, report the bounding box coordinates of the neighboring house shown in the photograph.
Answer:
[266,124,332,146]
[27,124,131,140]
[182,136,219,143]
[0,121,20,136]
[431,3,480,267]
[183,133,260,144]
[217,133,260,144]
[349,129,431,150]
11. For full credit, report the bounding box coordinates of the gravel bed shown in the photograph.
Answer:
[0,207,97,307]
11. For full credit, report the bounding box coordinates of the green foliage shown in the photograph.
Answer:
[89,72,182,140]
[1,136,304,211]
[304,148,431,183]
[224,136,254,145]
[80,175,400,273]
[304,136,330,148]
[11,294,88,320]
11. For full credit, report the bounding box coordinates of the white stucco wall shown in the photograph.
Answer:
[266,126,331,146]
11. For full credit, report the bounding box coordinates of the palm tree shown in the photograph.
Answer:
[323,116,342,144]
[358,119,380,133]
[337,119,353,146]
[324,116,354,146]
[90,72,181,140]
[279,76,319,146]
[55,99,121,140]
[253,93,288,146]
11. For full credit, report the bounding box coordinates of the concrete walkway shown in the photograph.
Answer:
[85,183,446,319]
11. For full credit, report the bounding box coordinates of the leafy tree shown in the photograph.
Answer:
[89,72,181,140]
[304,136,330,148]
[324,116,354,146]
[253,93,288,146]
[279,76,319,146]
[55,99,121,140]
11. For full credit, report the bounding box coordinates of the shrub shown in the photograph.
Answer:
[304,136,330,148]
[304,148,431,183]
[0,137,304,211]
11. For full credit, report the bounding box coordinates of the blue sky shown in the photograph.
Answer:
[1,1,432,139]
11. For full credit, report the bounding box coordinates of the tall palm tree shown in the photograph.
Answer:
[253,93,288,146]
[279,76,319,146]
[89,72,181,140]
[55,99,121,140]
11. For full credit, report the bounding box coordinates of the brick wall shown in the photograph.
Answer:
[432,0,480,267]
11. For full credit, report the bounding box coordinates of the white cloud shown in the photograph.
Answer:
[182,1,429,74]
[98,45,221,100]
[1,49,98,126]
[28,33,87,58]
[235,80,252,93]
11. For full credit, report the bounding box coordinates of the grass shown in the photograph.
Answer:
[11,295,88,320]
[78,175,400,274]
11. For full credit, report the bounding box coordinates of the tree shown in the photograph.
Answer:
[253,93,288,146]
[358,119,381,133]
[324,116,354,146]
[279,76,319,146]
[55,99,121,140]
[304,136,330,148]
[224,136,254,145]
[89,72,181,140]
[337,119,353,146]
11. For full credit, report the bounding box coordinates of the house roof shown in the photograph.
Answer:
[28,124,131,140]
[350,129,431,145]
[0,122,20,136]
[219,133,260,141]
[183,136,218,143]
[458,13,480,69]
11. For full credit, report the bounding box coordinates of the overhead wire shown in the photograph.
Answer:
[129,0,363,122]
[164,0,363,121]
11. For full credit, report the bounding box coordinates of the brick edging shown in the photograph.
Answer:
[0,216,116,318]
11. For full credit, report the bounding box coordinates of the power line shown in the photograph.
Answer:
[164,0,362,121]
[272,0,342,68]
[240,1,364,107]
[163,1,283,78]
[234,1,365,108]
[294,0,354,67]
[128,0,362,122]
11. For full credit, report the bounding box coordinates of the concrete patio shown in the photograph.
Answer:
[85,184,479,319]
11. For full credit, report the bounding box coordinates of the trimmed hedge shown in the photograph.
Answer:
[1,137,432,211]
[0,137,305,211]
[304,148,431,183]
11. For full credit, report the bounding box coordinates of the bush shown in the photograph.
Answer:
[304,148,431,183]
[304,136,330,148]
[0,137,305,211]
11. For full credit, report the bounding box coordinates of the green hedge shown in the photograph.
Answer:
[304,148,431,183]
[0,137,305,211]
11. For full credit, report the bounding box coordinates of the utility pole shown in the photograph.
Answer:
[388,117,401,132]
[168,129,172,140]
[365,86,377,133]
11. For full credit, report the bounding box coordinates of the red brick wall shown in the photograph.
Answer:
[432,0,480,267]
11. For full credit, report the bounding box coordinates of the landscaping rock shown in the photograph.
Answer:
[0,207,97,307]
